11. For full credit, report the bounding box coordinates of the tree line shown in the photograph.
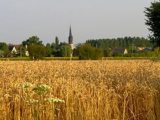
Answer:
[86,37,151,49]
[0,36,157,60]
[86,37,152,56]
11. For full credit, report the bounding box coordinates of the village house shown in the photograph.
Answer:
[112,48,128,56]
[8,44,29,57]
[137,47,152,53]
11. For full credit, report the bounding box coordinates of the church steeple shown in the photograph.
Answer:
[68,26,73,44]
[69,26,72,37]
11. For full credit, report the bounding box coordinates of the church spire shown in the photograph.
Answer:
[68,26,73,44]
[69,26,72,37]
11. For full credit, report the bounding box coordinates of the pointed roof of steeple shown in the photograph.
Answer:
[69,25,72,37]
[68,25,73,44]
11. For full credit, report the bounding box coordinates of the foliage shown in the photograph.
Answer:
[22,36,43,46]
[32,84,51,95]
[0,42,9,52]
[128,51,157,57]
[22,36,45,59]
[0,42,9,57]
[44,57,79,60]
[21,82,64,119]
[28,44,46,60]
[45,43,52,57]
[50,36,60,57]
[86,37,151,49]
[78,44,103,60]
[145,1,160,47]
[86,37,151,57]
[154,47,160,58]
[59,44,72,57]
[55,36,59,47]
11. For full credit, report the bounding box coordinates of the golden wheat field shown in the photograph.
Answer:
[0,60,160,120]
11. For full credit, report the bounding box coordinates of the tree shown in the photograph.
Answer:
[145,1,160,48]
[22,36,45,59]
[19,45,28,57]
[55,36,59,47]
[0,42,9,57]
[50,36,60,56]
[59,44,72,57]
[78,44,103,60]
[28,44,46,60]
[22,36,43,46]
[45,43,52,57]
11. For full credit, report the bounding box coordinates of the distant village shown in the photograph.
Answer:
[0,27,154,59]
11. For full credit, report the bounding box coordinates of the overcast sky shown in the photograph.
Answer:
[0,0,154,44]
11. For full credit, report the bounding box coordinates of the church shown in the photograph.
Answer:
[68,26,75,50]
[68,26,75,57]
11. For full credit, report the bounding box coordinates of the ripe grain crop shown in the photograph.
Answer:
[0,60,160,120]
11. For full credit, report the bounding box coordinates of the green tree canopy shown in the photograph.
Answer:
[86,37,150,49]
[0,42,9,57]
[55,36,59,47]
[45,43,52,57]
[22,36,45,59]
[22,36,43,46]
[28,44,46,60]
[59,43,72,57]
[145,1,160,47]
[86,37,150,56]
[0,42,8,51]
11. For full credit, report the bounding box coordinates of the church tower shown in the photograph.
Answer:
[68,26,74,50]
[68,26,73,44]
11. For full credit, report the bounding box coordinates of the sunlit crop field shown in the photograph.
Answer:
[0,60,160,120]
